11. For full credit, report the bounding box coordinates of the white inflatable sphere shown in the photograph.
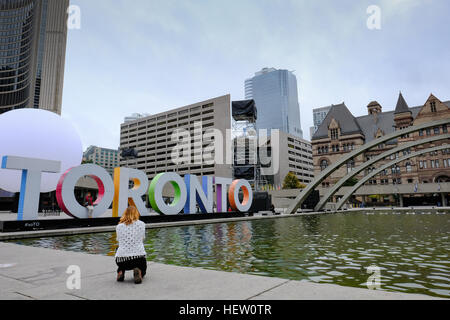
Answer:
[0,109,83,193]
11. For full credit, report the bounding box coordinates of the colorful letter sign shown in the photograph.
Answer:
[2,156,61,221]
[148,172,187,215]
[113,167,149,217]
[56,164,114,219]
[1,156,254,220]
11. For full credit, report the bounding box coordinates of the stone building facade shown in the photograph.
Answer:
[311,93,450,202]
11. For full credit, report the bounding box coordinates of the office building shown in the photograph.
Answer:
[309,105,332,139]
[257,131,314,187]
[232,130,313,189]
[124,113,151,123]
[83,145,120,177]
[0,0,69,115]
[245,67,303,138]
[279,131,314,185]
[119,95,233,180]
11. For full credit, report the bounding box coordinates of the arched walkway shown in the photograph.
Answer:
[314,134,450,211]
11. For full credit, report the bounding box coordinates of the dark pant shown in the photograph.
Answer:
[116,257,147,277]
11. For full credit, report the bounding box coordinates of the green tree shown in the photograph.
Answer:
[282,172,306,190]
[343,177,358,187]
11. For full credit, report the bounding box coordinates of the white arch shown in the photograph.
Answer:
[336,144,449,210]
[314,133,450,211]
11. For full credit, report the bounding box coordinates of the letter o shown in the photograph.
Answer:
[56,164,114,218]
[149,172,187,215]
[228,179,253,212]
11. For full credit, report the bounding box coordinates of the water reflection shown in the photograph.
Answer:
[301,215,321,235]
[9,212,450,298]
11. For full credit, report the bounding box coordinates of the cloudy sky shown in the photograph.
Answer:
[62,0,450,150]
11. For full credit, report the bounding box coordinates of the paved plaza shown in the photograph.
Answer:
[0,242,439,300]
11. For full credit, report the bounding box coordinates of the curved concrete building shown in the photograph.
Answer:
[0,0,69,115]
[0,0,36,111]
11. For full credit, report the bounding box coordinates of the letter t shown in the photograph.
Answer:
[2,156,61,221]
[215,177,232,212]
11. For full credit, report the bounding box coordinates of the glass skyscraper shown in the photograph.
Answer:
[245,67,303,138]
[0,0,69,115]
[309,105,332,139]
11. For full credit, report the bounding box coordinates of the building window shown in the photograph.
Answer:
[405,162,412,173]
[419,129,424,136]
[391,165,400,175]
[431,160,437,168]
[320,160,329,171]
[434,127,440,135]
[430,101,437,113]
[330,128,338,140]
[346,159,355,173]
[443,125,448,133]
[444,159,449,168]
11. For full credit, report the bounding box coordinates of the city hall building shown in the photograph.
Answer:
[311,93,450,206]
[0,0,69,115]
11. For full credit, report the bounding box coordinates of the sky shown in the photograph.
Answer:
[62,0,450,150]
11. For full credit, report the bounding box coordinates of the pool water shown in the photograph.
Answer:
[9,211,450,298]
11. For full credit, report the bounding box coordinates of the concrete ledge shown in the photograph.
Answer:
[0,242,440,300]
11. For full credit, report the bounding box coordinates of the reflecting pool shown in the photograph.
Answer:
[9,211,450,298]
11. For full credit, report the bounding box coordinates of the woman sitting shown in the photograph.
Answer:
[115,206,147,284]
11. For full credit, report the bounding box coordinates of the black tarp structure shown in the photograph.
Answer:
[234,166,255,180]
[232,100,257,121]
[238,191,271,213]
[121,148,138,158]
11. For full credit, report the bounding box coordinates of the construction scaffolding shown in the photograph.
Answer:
[231,100,268,191]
